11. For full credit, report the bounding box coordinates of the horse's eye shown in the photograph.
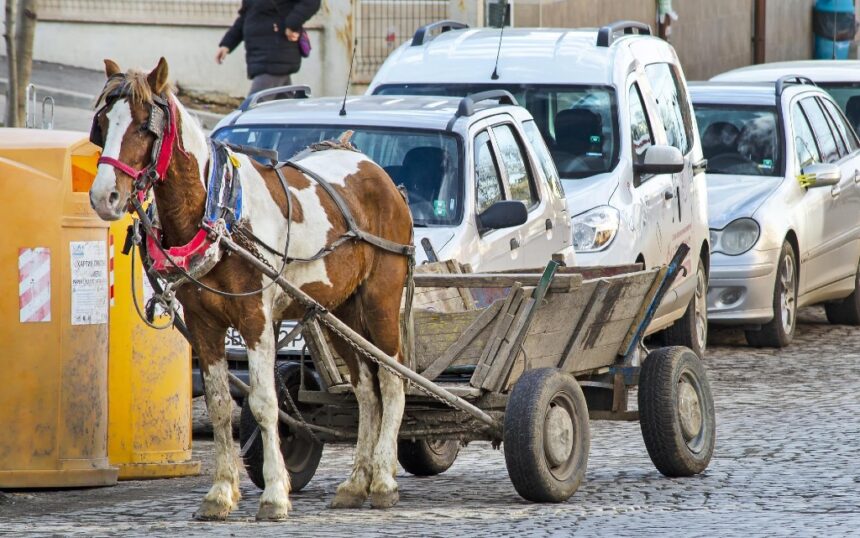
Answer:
[138,124,149,133]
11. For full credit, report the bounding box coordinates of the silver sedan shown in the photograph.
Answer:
[691,79,860,347]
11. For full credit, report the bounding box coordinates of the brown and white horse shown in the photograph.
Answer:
[88,58,412,520]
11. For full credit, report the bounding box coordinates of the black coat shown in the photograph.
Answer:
[219,0,321,79]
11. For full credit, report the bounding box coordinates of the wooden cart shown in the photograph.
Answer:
[230,245,716,502]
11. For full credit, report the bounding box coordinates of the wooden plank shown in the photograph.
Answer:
[618,266,667,356]
[446,260,478,311]
[413,273,582,291]
[498,264,643,279]
[484,297,535,392]
[470,284,524,388]
[419,300,503,381]
[557,279,612,370]
[303,319,343,389]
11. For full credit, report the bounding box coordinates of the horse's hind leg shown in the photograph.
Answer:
[188,316,241,521]
[245,301,291,521]
[330,298,381,509]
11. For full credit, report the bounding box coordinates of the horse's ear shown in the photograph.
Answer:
[147,57,169,94]
[104,59,121,78]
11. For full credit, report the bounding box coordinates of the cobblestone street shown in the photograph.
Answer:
[2,307,859,536]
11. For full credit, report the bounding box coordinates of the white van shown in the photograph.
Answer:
[369,21,711,355]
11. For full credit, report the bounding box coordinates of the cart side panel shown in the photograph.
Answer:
[413,308,494,371]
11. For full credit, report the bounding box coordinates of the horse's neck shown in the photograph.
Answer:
[153,100,210,247]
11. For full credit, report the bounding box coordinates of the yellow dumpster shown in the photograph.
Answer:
[0,129,117,487]
[107,211,200,480]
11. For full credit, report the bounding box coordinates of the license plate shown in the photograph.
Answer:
[225,322,306,352]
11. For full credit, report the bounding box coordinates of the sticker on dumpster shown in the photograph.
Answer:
[70,241,108,325]
[18,247,51,323]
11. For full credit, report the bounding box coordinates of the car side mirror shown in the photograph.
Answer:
[477,200,528,231]
[634,145,685,175]
[801,162,841,188]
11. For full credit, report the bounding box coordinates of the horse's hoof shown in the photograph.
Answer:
[194,499,232,521]
[329,491,366,509]
[256,501,290,522]
[369,489,399,509]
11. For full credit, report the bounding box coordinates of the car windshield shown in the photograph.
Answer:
[820,83,860,133]
[693,105,782,176]
[375,83,619,180]
[213,125,463,227]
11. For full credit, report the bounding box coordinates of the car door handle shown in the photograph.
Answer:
[854,170,860,183]
[664,190,675,201]
[693,158,708,175]
[510,238,520,250]
[545,218,553,231]
[832,184,842,197]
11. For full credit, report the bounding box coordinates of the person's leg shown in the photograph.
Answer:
[248,74,293,97]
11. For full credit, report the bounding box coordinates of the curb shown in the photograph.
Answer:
[0,78,225,131]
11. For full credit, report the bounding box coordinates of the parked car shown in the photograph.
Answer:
[690,77,860,347]
[711,60,860,132]
[368,20,710,356]
[195,88,577,397]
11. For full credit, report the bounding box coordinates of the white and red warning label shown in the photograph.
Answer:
[70,240,108,325]
[18,247,52,323]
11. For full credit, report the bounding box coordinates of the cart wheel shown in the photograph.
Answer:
[503,368,590,503]
[639,346,715,477]
[238,362,324,492]
[398,439,460,476]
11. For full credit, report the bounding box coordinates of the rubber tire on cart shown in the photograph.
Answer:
[639,346,715,477]
[746,242,797,348]
[398,439,460,476]
[239,362,324,492]
[824,259,860,325]
[503,368,590,503]
[662,258,708,358]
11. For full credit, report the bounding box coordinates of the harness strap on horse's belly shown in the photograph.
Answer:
[283,159,415,258]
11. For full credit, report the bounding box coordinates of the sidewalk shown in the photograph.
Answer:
[0,57,224,131]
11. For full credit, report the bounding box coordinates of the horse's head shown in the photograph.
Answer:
[89,57,172,220]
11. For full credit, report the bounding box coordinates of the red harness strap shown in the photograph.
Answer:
[146,228,212,274]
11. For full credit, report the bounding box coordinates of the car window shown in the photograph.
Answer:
[522,120,565,199]
[821,97,860,154]
[694,105,781,176]
[629,83,654,172]
[492,124,539,209]
[791,102,821,169]
[819,98,848,158]
[800,97,840,163]
[818,83,860,132]
[474,130,504,213]
[644,63,693,154]
[375,83,619,180]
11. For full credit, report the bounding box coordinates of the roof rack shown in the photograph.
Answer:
[239,85,312,111]
[456,90,518,117]
[596,20,651,47]
[774,75,817,96]
[412,20,469,46]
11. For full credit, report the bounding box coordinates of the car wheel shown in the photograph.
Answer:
[746,242,797,347]
[824,259,860,325]
[663,258,708,358]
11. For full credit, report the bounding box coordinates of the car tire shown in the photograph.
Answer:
[639,346,715,477]
[745,242,797,348]
[238,362,324,492]
[503,368,590,503]
[824,260,860,325]
[398,439,460,476]
[663,258,708,358]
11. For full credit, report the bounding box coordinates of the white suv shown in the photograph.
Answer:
[369,21,710,355]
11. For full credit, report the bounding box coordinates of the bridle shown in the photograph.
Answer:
[90,74,178,206]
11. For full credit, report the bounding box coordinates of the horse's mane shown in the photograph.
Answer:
[94,69,174,108]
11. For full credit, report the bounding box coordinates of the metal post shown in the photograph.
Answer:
[753,0,767,64]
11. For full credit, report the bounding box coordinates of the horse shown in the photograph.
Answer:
[88,57,413,521]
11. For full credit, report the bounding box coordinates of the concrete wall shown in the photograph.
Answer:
[513,0,655,29]
[766,0,816,62]
[672,0,754,81]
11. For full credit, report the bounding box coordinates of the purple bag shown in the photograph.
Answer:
[299,30,312,58]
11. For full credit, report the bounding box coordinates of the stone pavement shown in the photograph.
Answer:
[1,306,859,536]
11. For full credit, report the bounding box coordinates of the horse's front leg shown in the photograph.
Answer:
[188,316,241,521]
[244,303,291,521]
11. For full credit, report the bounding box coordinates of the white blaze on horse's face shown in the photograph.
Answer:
[90,100,134,221]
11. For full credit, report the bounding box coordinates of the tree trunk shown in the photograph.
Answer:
[4,0,18,127]
[15,0,36,126]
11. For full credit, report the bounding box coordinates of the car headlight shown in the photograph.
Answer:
[572,206,619,252]
[712,218,760,255]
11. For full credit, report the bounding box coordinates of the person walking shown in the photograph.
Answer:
[216,0,321,96]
